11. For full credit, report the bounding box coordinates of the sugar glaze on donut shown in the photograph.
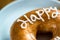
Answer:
[17,7,59,29]
[10,7,60,40]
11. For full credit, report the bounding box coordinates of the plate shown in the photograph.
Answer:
[0,0,60,40]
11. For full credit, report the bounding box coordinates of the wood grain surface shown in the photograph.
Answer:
[0,0,14,9]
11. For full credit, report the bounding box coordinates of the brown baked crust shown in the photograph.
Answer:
[10,9,60,40]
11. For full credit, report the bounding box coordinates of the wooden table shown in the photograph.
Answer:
[0,0,14,9]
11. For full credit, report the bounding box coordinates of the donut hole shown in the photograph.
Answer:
[36,31,53,40]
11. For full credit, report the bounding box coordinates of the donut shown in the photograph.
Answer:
[10,7,60,40]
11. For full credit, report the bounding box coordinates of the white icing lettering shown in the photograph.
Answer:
[24,15,33,24]
[30,14,40,22]
[43,8,50,19]
[36,10,45,22]
[17,19,27,29]
[17,7,59,29]
[51,7,58,18]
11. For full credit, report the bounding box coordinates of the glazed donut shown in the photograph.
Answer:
[10,7,60,40]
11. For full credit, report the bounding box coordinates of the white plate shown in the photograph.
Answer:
[0,0,60,40]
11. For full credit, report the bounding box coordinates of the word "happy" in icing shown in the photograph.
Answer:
[17,7,59,29]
